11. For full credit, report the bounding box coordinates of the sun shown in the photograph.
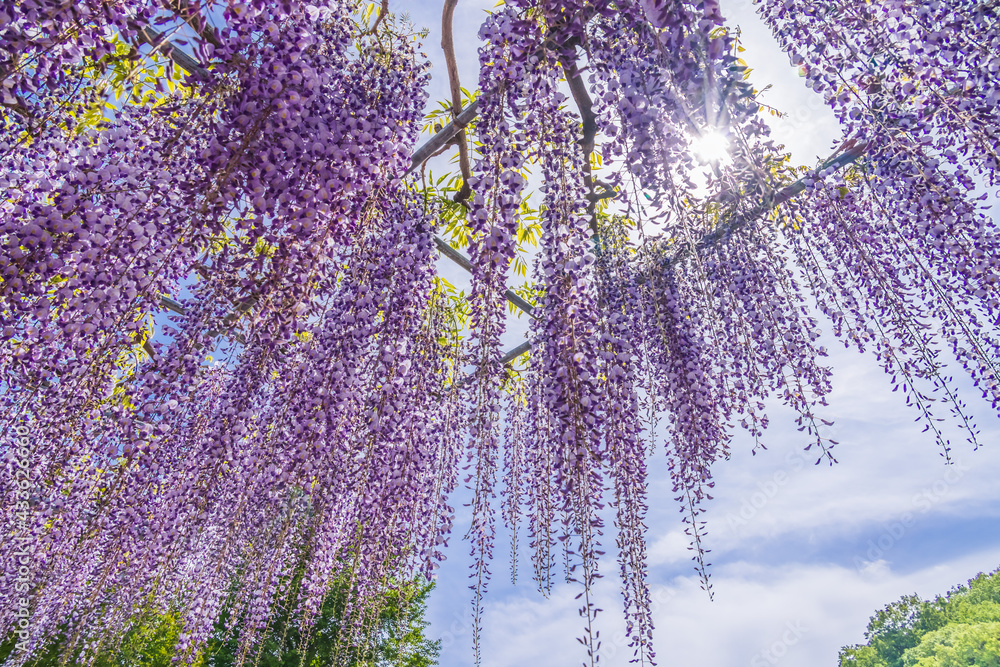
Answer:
[691,129,731,164]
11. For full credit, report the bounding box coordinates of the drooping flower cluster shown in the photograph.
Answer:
[461,10,537,659]
[0,0,155,123]
[1,0,999,666]
[527,86,607,665]
[757,0,1000,186]
[756,0,1000,427]
[468,0,997,663]
[1,1,454,663]
[595,222,654,664]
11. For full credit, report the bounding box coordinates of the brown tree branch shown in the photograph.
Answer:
[131,23,211,79]
[1,101,32,120]
[407,14,592,178]
[441,0,473,204]
[562,51,602,236]
[363,0,390,36]
[164,0,222,48]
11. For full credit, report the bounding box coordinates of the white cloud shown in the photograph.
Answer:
[441,549,1000,667]
[648,529,692,568]
[429,341,1000,667]
[408,4,1000,667]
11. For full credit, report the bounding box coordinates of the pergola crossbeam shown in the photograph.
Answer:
[131,23,210,79]
[408,101,481,175]
[432,235,535,316]
[139,23,869,372]
[492,140,870,364]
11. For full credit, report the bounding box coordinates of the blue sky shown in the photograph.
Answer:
[404,1,1000,665]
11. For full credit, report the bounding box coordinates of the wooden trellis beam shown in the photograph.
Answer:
[131,24,211,79]
[164,0,223,47]
[158,295,187,315]
[499,340,532,365]
[408,101,481,175]
[684,140,868,260]
[141,22,869,371]
[432,235,535,315]
[492,140,871,363]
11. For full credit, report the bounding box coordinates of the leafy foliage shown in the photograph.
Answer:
[0,579,438,667]
[840,568,1000,667]
[204,578,439,667]
[0,612,185,667]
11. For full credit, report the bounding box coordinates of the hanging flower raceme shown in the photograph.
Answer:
[756,0,1000,424]
[0,0,158,126]
[636,245,726,592]
[276,187,452,642]
[467,0,832,661]
[756,0,1000,309]
[0,0,429,455]
[0,0,427,407]
[595,219,654,665]
[584,0,762,218]
[785,171,996,452]
[756,0,1000,186]
[462,8,537,660]
[700,225,833,455]
[0,183,457,664]
[0,95,235,527]
[527,97,608,665]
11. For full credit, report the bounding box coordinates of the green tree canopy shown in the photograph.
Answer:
[1,577,438,667]
[840,568,1000,667]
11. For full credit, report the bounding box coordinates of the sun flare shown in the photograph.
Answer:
[691,129,731,164]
